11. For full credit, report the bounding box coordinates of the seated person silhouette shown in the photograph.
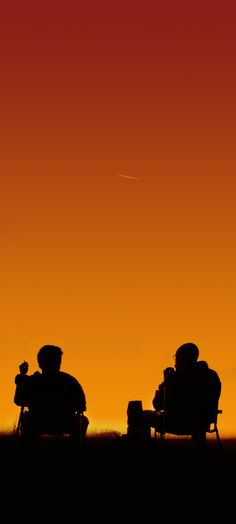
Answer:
[127,342,221,444]
[14,345,89,439]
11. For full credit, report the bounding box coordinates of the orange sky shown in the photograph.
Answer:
[0,2,236,435]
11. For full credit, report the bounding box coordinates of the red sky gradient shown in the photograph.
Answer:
[0,2,236,434]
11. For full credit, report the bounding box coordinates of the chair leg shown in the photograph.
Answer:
[191,431,206,449]
[215,426,221,449]
[153,428,165,441]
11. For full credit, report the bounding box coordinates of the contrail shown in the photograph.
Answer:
[117,174,141,181]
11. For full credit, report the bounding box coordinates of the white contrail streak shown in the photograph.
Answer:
[117,174,141,181]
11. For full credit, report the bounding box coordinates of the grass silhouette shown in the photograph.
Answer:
[1,431,234,516]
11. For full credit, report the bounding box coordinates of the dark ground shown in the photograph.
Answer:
[1,432,235,517]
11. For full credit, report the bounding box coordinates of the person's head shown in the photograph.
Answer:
[37,345,63,373]
[174,342,199,370]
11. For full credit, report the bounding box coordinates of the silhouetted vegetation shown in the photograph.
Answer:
[0,430,234,473]
[1,431,234,515]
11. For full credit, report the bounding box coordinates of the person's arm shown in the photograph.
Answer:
[77,383,86,412]
[208,371,222,414]
[153,382,165,411]
[152,367,175,410]
[71,378,87,412]
[216,374,222,400]
[14,361,29,406]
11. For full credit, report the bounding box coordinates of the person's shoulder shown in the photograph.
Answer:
[196,360,209,370]
[15,371,42,388]
[20,371,41,381]
[208,367,221,382]
[27,371,42,384]
[59,371,80,385]
[197,363,221,384]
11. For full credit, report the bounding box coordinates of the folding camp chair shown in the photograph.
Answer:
[16,405,88,444]
[154,408,222,448]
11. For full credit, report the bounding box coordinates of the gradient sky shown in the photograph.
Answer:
[0,2,236,435]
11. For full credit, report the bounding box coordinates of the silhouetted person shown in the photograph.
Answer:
[14,345,89,440]
[127,342,221,445]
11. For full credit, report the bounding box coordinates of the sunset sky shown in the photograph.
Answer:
[0,2,236,435]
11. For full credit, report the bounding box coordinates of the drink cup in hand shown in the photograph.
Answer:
[19,361,29,375]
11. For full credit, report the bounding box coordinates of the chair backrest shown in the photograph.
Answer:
[16,406,87,441]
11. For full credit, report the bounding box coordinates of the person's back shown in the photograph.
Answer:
[14,345,88,437]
